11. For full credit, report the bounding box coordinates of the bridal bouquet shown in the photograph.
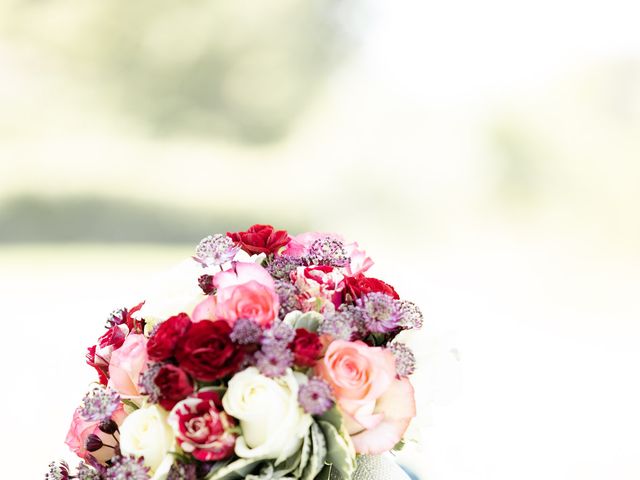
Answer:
[46,225,422,480]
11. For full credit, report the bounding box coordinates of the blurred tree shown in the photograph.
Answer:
[2,0,354,144]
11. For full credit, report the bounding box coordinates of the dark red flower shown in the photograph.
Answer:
[198,274,215,295]
[227,224,290,255]
[154,364,194,410]
[290,329,323,367]
[98,325,127,351]
[170,391,236,461]
[147,313,192,361]
[344,274,400,301]
[175,320,246,382]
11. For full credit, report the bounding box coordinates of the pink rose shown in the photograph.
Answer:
[108,334,148,397]
[316,340,416,454]
[192,262,278,327]
[65,404,127,464]
[343,242,374,276]
[94,325,129,366]
[291,265,345,313]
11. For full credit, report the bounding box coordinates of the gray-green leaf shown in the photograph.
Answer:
[301,422,327,480]
[205,457,264,480]
[317,421,356,479]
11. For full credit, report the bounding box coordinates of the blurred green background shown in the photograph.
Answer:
[1,1,640,479]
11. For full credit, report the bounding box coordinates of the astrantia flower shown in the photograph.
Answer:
[80,388,121,423]
[167,462,197,480]
[106,308,127,328]
[230,318,263,345]
[274,280,302,318]
[307,237,350,267]
[255,343,293,378]
[398,300,424,330]
[357,292,402,333]
[263,321,296,346]
[389,342,416,377]
[194,234,240,267]
[76,462,102,480]
[45,461,70,480]
[137,362,162,404]
[298,378,334,415]
[318,310,356,341]
[105,456,150,480]
[266,255,305,281]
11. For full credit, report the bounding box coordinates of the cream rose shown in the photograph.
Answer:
[119,405,176,476]
[222,367,312,463]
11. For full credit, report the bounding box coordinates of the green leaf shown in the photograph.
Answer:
[294,424,313,477]
[205,457,264,480]
[301,422,327,480]
[272,449,302,477]
[316,465,334,480]
[283,310,323,332]
[318,407,343,431]
[121,399,140,411]
[392,439,406,452]
[317,420,356,479]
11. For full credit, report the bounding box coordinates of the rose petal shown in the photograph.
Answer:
[350,377,416,455]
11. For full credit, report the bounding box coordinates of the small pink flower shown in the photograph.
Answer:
[282,233,373,276]
[343,242,374,276]
[108,334,148,397]
[168,390,236,461]
[192,262,278,327]
[291,265,345,313]
[65,404,127,464]
[316,340,416,454]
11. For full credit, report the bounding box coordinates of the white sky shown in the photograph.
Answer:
[358,0,640,104]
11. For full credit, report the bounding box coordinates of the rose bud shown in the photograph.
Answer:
[85,434,104,452]
[198,274,215,295]
[98,419,118,435]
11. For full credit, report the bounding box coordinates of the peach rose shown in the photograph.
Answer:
[316,340,416,454]
[192,262,278,327]
[108,334,148,397]
[65,404,127,464]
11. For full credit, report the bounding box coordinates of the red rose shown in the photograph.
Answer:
[168,391,236,461]
[175,320,245,381]
[344,274,400,301]
[154,364,194,410]
[86,345,108,385]
[227,224,290,255]
[290,328,323,367]
[147,313,192,361]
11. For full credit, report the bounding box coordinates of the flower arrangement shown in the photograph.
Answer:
[46,225,422,480]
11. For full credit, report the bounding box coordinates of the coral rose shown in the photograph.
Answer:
[316,340,416,454]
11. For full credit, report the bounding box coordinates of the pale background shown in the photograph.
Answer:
[1,0,640,478]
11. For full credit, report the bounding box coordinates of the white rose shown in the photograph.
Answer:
[222,367,312,463]
[119,405,176,476]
